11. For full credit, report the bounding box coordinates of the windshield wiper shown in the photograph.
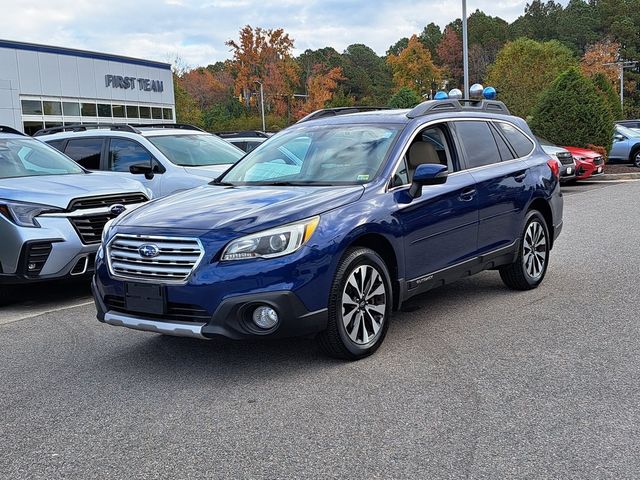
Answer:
[210,178,235,186]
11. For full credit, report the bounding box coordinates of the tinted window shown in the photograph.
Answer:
[81,103,97,116]
[97,104,111,117]
[64,138,103,169]
[43,101,62,115]
[496,122,534,158]
[108,138,152,172]
[490,125,515,161]
[21,100,42,115]
[62,102,80,116]
[47,139,66,152]
[126,105,139,119]
[455,121,501,169]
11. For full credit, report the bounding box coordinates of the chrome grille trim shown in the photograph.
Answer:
[106,234,204,284]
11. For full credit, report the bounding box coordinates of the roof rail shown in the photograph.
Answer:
[0,125,27,136]
[407,99,510,119]
[133,123,205,132]
[296,106,391,124]
[215,130,270,139]
[33,123,141,137]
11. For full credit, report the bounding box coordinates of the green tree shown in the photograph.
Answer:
[530,67,613,150]
[486,38,578,118]
[341,44,393,105]
[388,87,422,108]
[591,72,623,120]
[173,74,203,127]
[387,38,409,56]
[419,23,442,60]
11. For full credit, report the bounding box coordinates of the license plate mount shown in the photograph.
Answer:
[125,282,165,315]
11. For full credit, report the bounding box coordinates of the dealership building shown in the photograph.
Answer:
[0,39,175,135]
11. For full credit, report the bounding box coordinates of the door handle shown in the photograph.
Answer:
[459,187,476,201]
[514,171,527,182]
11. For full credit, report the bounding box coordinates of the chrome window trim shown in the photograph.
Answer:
[387,117,536,191]
[106,233,205,285]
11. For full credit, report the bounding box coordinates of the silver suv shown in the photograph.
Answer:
[0,126,149,304]
[36,124,244,198]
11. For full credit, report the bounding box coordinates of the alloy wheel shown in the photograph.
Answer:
[341,265,387,345]
[522,220,547,280]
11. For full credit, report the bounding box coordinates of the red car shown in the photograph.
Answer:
[563,146,605,180]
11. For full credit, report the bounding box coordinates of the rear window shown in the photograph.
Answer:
[64,138,103,169]
[496,122,534,158]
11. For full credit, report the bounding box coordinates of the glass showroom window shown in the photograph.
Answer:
[63,102,80,116]
[151,107,162,119]
[163,108,173,120]
[112,105,125,118]
[43,101,62,116]
[21,100,43,115]
[139,106,151,119]
[97,104,111,117]
[126,105,139,119]
[81,103,97,117]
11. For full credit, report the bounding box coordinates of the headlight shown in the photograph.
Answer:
[0,199,62,227]
[221,216,320,261]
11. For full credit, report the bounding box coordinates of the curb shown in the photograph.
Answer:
[587,173,640,181]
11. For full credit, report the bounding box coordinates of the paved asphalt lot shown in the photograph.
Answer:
[1,180,639,479]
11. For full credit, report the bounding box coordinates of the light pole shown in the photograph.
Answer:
[254,80,266,132]
[603,61,637,113]
[462,0,469,98]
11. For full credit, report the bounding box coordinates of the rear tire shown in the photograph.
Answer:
[499,210,550,290]
[317,247,392,360]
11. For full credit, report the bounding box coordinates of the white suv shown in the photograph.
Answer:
[36,124,244,198]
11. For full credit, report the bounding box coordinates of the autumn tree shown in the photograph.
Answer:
[436,26,463,88]
[486,38,578,118]
[581,38,620,86]
[297,65,345,118]
[180,68,230,111]
[387,35,442,97]
[226,25,299,116]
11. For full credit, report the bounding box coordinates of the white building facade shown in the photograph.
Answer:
[0,39,175,135]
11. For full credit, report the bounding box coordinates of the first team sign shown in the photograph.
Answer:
[105,74,164,92]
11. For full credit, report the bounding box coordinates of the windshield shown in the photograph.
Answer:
[220,124,401,185]
[616,125,640,138]
[0,138,84,179]
[147,133,244,167]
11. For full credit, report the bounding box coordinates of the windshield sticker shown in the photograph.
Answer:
[357,174,369,181]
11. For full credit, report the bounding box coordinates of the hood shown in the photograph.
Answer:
[118,183,364,233]
[0,172,147,209]
[563,146,600,159]
[183,164,232,180]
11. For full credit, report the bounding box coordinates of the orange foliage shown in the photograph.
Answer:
[226,25,299,116]
[436,26,463,83]
[179,68,231,110]
[297,65,345,118]
[387,35,442,96]
[581,39,620,87]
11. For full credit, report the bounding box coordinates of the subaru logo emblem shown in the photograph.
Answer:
[138,244,160,258]
[109,204,126,216]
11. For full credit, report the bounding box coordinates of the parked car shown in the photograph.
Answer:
[615,119,640,129]
[36,124,245,197]
[609,124,640,167]
[0,126,149,305]
[563,146,606,178]
[216,131,270,153]
[536,137,576,183]
[93,99,563,360]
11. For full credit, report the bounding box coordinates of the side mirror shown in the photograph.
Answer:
[613,134,625,142]
[409,163,448,198]
[129,162,154,180]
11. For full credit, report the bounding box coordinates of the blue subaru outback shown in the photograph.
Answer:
[93,99,563,359]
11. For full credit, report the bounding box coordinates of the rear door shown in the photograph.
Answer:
[451,120,533,254]
[63,137,104,170]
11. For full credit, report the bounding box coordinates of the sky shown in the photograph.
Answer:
[2,0,532,68]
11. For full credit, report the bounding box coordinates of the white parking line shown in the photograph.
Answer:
[0,300,94,326]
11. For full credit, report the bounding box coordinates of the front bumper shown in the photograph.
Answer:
[92,278,328,340]
[576,161,604,180]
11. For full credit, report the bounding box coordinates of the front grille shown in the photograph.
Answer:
[68,193,148,211]
[70,214,113,244]
[107,235,203,282]
[593,156,604,165]
[23,242,53,277]
[104,295,210,323]
[556,152,574,165]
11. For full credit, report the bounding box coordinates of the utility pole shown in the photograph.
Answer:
[603,61,637,113]
[462,0,469,98]
[254,80,266,132]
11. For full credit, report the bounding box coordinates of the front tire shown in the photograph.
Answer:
[631,148,640,168]
[499,210,550,290]
[317,247,392,360]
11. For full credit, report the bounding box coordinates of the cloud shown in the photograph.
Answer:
[0,0,546,67]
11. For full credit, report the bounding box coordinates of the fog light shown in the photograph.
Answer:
[252,306,279,329]
[28,263,37,271]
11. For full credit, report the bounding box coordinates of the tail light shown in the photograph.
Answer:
[547,158,560,179]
